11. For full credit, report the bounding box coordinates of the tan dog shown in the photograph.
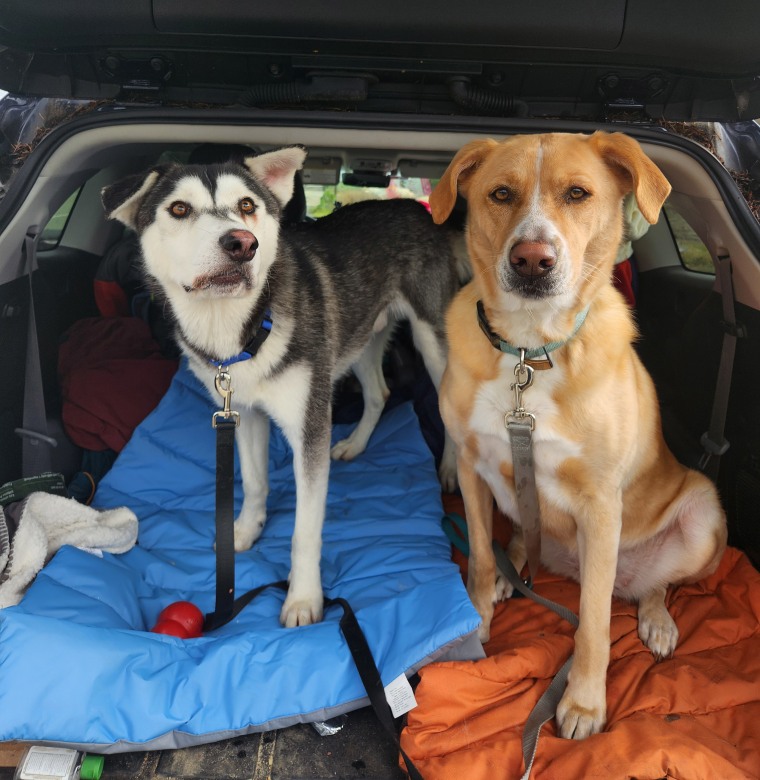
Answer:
[430,131,727,740]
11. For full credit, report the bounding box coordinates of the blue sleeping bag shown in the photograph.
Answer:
[0,362,481,751]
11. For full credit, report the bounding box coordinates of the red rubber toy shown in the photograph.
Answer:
[151,601,204,638]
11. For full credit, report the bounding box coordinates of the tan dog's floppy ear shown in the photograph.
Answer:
[429,139,496,224]
[590,131,672,224]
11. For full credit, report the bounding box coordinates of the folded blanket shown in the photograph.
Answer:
[0,489,138,608]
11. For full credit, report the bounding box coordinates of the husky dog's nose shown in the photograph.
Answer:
[219,230,258,263]
[509,242,557,279]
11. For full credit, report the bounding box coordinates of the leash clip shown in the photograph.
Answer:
[212,366,240,428]
[506,349,536,431]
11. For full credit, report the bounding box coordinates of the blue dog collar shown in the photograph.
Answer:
[210,309,272,369]
[476,300,589,361]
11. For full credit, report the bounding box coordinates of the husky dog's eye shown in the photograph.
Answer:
[169,201,191,218]
[240,198,256,214]
[567,186,589,201]
[490,186,513,203]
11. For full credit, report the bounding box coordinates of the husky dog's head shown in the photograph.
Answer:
[102,146,307,301]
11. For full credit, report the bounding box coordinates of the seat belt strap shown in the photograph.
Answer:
[16,227,56,477]
[699,253,744,480]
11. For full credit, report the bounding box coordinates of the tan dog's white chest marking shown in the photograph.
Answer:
[432,131,727,742]
[470,358,581,526]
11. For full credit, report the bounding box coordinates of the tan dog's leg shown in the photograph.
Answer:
[458,457,497,642]
[556,496,621,740]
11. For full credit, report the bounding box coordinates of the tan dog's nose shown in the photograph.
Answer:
[219,229,258,263]
[510,242,556,279]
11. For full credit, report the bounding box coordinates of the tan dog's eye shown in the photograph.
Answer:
[240,198,256,214]
[567,187,589,201]
[169,201,191,218]
[490,187,513,203]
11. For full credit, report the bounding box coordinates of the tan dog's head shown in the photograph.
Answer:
[430,132,671,316]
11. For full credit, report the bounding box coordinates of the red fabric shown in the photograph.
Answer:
[93,279,131,318]
[613,257,636,307]
[58,318,178,452]
[401,498,760,779]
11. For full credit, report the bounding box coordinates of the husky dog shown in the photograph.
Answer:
[102,146,461,628]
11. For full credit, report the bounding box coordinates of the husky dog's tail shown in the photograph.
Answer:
[448,229,472,284]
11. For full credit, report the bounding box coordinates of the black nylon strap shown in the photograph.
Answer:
[211,419,237,624]
[206,581,423,780]
[330,596,423,780]
[205,413,422,777]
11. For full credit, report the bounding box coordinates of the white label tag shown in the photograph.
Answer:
[384,673,418,718]
[75,546,104,558]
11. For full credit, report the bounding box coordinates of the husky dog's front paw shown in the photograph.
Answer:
[330,434,365,462]
[233,506,266,552]
[280,588,324,628]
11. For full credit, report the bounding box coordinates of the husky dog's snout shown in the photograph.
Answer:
[509,241,556,279]
[220,229,258,263]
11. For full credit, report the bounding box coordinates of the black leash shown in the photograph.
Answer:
[203,369,423,778]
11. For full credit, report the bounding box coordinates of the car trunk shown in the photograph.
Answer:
[0,2,758,778]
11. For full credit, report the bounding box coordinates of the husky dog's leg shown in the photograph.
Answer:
[409,318,458,492]
[331,327,392,462]
[234,407,271,551]
[279,387,331,628]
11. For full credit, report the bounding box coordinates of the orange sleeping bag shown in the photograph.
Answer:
[401,505,760,779]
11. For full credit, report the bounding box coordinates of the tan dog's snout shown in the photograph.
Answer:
[509,241,557,280]
[219,229,258,263]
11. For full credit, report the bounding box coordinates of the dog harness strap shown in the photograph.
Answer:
[493,542,578,780]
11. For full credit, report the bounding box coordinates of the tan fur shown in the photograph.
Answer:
[433,132,727,740]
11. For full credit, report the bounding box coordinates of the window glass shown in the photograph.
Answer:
[662,204,714,274]
[39,188,81,249]
[305,176,435,218]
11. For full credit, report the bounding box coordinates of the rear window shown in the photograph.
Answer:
[662,204,714,274]
[305,176,435,218]
[39,188,81,249]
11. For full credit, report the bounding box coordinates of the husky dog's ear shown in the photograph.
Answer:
[243,146,307,207]
[101,167,166,230]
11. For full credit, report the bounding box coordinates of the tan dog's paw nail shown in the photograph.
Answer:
[556,691,606,740]
[495,573,513,601]
[638,607,679,659]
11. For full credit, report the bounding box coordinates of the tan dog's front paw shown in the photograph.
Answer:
[638,596,679,660]
[469,594,494,643]
[556,686,606,740]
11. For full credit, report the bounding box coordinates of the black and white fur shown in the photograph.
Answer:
[102,146,461,628]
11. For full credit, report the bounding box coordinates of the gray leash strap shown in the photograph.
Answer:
[493,542,578,780]
[504,356,579,779]
[506,419,542,586]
